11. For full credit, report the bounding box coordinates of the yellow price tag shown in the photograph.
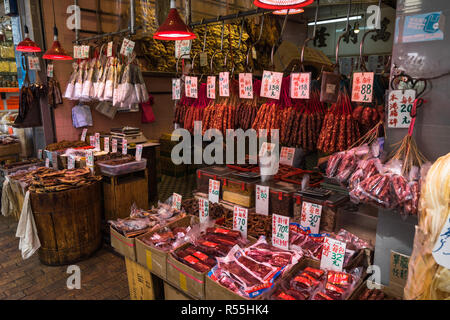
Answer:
[146,250,152,271]
[179,273,187,292]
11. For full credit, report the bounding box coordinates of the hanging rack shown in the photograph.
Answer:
[299,0,320,72]
[270,10,289,70]
[359,0,381,72]
[245,14,266,72]
[334,0,353,72]
[189,8,269,27]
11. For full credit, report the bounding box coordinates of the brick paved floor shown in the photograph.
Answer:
[0,215,130,300]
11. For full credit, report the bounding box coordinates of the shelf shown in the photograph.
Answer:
[0,58,16,61]
[0,88,19,93]
[0,72,17,76]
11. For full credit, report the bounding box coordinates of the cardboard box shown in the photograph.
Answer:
[166,242,207,300]
[110,226,137,261]
[164,281,192,300]
[135,216,193,280]
[125,257,155,300]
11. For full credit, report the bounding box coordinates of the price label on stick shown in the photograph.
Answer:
[207,76,216,99]
[300,202,322,234]
[272,214,290,250]
[280,147,295,166]
[233,206,248,238]
[104,137,110,153]
[120,38,135,56]
[290,72,311,99]
[107,41,113,57]
[37,149,42,160]
[45,158,50,168]
[239,73,253,99]
[387,89,415,128]
[175,40,191,59]
[261,70,283,100]
[255,185,269,216]
[351,72,374,102]
[208,179,220,203]
[185,76,198,98]
[219,72,230,97]
[47,64,54,78]
[122,139,128,155]
[68,156,75,170]
[172,78,181,100]
[112,139,118,153]
[28,56,40,71]
[94,133,100,151]
[86,150,94,173]
[81,128,87,141]
[320,237,347,271]
[52,152,58,169]
[172,193,182,210]
[136,144,143,161]
[198,198,210,224]
[89,136,95,147]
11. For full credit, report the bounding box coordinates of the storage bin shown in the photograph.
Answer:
[98,158,147,176]
[293,190,349,233]
[260,180,298,217]
[221,174,260,208]
[196,166,235,195]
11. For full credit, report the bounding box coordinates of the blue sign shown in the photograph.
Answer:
[402,12,444,43]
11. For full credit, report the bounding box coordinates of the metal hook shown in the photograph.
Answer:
[238,18,245,50]
[359,29,377,72]
[176,53,192,78]
[300,0,319,72]
[270,10,289,70]
[202,24,208,52]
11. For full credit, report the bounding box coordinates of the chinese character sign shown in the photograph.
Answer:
[290,72,311,99]
[320,237,346,271]
[233,206,248,238]
[387,89,415,128]
[272,214,290,250]
[208,179,220,203]
[390,251,410,285]
[239,73,253,99]
[219,72,230,97]
[120,38,135,56]
[351,72,374,102]
[300,202,322,234]
[185,76,198,98]
[432,216,450,269]
[136,144,143,161]
[122,139,128,155]
[112,139,118,153]
[199,198,210,224]
[261,70,283,100]
[175,40,192,59]
[172,78,181,100]
[172,193,182,210]
[207,76,216,99]
[279,147,295,166]
[255,185,269,216]
[104,137,110,153]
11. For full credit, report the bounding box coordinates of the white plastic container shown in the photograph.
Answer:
[98,158,147,176]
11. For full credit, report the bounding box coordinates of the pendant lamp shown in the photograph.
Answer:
[272,8,304,15]
[254,0,314,10]
[16,25,41,52]
[43,0,73,60]
[153,0,196,40]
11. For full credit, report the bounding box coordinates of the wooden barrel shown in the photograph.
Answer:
[31,181,102,266]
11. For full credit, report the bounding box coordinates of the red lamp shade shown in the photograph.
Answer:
[272,8,304,15]
[17,37,41,52]
[153,8,196,40]
[254,0,314,10]
[43,27,73,60]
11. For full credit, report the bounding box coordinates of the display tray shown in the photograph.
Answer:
[98,159,147,176]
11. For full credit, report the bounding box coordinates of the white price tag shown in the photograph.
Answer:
[107,41,113,57]
[120,38,135,56]
[81,128,87,141]
[219,72,230,97]
[68,156,75,170]
[208,179,220,204]
[233,206,248,238]
[351,72,374,103]
[320,237,347,271]
[47,64,54,78]
[175,40,192,59]
[28,56,40,71]
[104,137,110,153]
[172,78,181,100]
[272,214,290,250]
[300,202,322,234]
[207,76,216,99]
[185,76,198,98]
[37,149,43,160]
[82,45,90,59]
[432,216,450,269]
[172,193,182,210]
[89,136,95,147]
[45,158,50,168]
[239,73,253,99]
[73,45,80,59]
[94,132,100,151]
[86,150,94,173]
[52,152,58,169]
[122,139,128,155]
[112,139,118,153]
[199,198,209,224]
[387,89,416,128]
[261,70,283,100]
[290,72,311,99]
[279,147,295,166]
[136,144,143,161]
[255,185,269,216]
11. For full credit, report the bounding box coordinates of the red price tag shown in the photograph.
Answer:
[207,76,216,99]
[272,214,290,250]
[172,78,181,100]
[351,72,374,102]
[279,147,295,166]
[185,76,198,98]
[239,73,253,99]
[290,72,311,99]
[320,237,346,271]
[261,70,283,100]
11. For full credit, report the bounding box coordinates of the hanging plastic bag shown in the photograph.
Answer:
[64,63,78,100]
[72,103,93,128]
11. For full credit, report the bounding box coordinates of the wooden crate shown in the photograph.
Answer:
[125,257,156,300]
[0,143,21,157]
[102,169,149,221]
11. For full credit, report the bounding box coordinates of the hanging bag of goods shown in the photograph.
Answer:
[14,71,43,128]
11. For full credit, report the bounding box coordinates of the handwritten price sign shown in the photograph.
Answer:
[280,147,295,166]
[172,193,182,210]
[175,40,191,59]
[122,139,128,155]
[272,214,290,250]
[94,133,100,151]
[239,73,253,99]
[208,179,220,203]
[120,38,135,56]
[89,136,95,147]
[199,198,210,224]
[255,185,269,216]
[320,237,347,271]
[172,78,181,100]
[300,202,322,234]
[136,144,143,161]
[387,89,415,128]
[185,76,198,98]
[47,64,54,78]
[290,72,311,99]
[219,72,230,97]
[81,128,87,141]
[104,137,110,153]
[432,216,450,269]
[261,70,283,100]
[28,56,40,71]
[112,139,118,153]
[207,76,216,99]
[233,206,248,238]
[68,156,75,170]
[351,72,374,102]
